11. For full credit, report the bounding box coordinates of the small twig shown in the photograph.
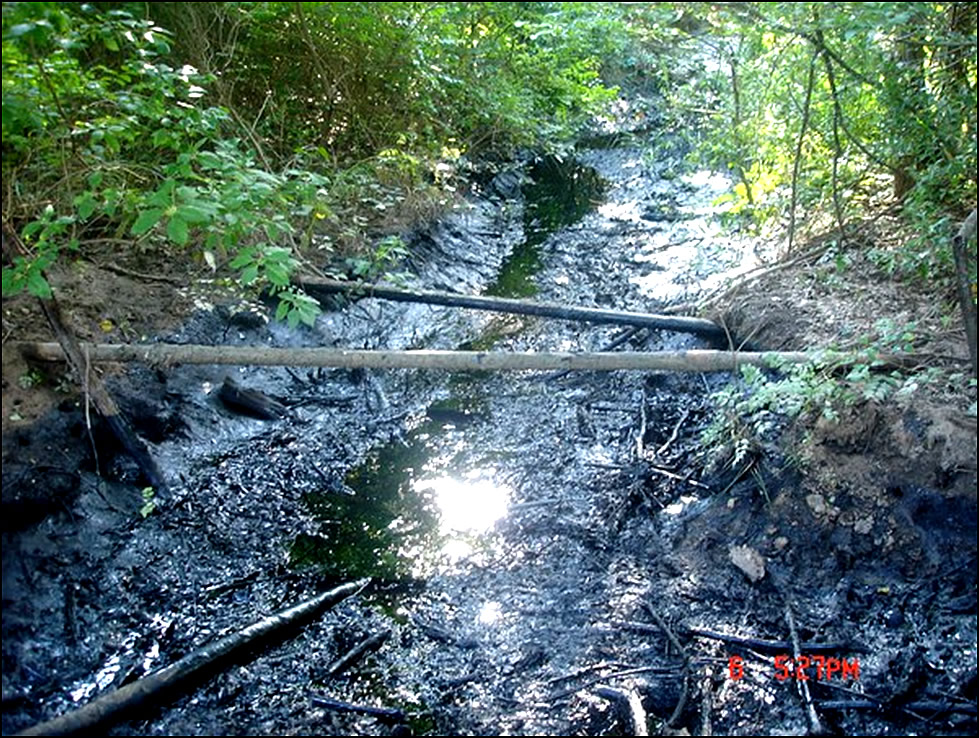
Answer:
[284,367,306,385]
[646,464,711,491]
[636,387,648,460]
[83,343,100,476]
[719,457,756,497]
[203,570,261,598]
[410,615,478,649]
[699,667,714,736]
[95,262,185,285]
[751,466,771,505]
[309,694,405,722]
[654,409,690,458]
[642,604,690,730]
[546,661,630,686]
[817,26,848,248]
[548,666,680,702]
[308,463,334,488]
[325,630,391,679]
[63,583,78,647]
[787,49,819,254]
[610,620,663,636]
[816,699,976,716]
[784,602,823,735]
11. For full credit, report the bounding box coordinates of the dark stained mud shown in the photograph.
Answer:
[3,103,976,736]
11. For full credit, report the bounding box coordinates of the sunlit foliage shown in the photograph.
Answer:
[2,2,629,323]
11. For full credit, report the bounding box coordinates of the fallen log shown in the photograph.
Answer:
[15,578,370,737]
[21,342,919,373]
[300,277,728,340]
[218,377,289,419]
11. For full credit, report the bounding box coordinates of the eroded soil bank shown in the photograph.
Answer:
[3,111,977,736]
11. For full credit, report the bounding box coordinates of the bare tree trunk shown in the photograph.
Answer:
[953,208,978,376]
[20,342,922,373]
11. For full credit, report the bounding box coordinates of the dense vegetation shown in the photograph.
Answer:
[2,2,976,324]
[661,2,977,282]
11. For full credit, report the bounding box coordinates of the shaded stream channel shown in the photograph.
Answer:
[4,120,975,737]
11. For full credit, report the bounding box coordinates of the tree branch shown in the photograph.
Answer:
[787,50,818,254]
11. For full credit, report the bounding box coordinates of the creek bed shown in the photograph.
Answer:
[3,119,975,737]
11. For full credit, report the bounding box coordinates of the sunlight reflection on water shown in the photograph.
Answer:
[477,600,504,626]
[414,469,510,534]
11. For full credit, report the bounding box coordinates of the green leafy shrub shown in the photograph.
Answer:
[1,4,326,326]
[653,2,976,285]
[3,3,638,328]
[702,328,930,473]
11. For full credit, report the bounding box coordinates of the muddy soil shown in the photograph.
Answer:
[3,105,977,736]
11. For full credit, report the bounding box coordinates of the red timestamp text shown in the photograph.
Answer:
[727,655,860,682]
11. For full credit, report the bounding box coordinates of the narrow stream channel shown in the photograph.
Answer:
[4,121,771,736]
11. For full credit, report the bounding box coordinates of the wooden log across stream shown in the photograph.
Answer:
[21,342,915,373]
[300,277,728,340]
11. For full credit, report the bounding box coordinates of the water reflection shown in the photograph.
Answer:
[486,155,606,297]
[291,411,509,581]
[477,601,504,626]
[627,169,764,302]
[415,470,510,533]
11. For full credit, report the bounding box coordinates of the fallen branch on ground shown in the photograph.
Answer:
[783,599,823,735]
[300,276,728,340]
[642,604,690,730]
[218,377,289,419]
[309,694,405,722]
[323,630,391,679]
[15,579,370,737]
[21,342,931,373]
[816,700,977,717]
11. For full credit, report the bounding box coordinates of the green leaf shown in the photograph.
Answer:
[131,208,164,235]
[27,270,53,299]
[265,262,290,287]
[263,246,293,264]
[175,205,210,224]
[146,179,176,208]
[167,215,189,245]
[2,267,23,296]
[229,249,256,270]
[240,264,259,285]
[275,299,290,321]
[75,193,99,220]
[22,221,44,239]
